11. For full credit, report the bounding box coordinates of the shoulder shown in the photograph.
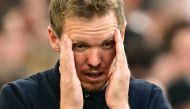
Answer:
[129,79,171,109]
[129,79,159,93]
[129,79,159,103]
[0,68,56,109]
[2,69,53,95]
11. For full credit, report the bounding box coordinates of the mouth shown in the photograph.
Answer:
[85,72,103,78]
[83,71,104,82]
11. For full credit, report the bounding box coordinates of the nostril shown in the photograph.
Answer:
[88,64,101,69]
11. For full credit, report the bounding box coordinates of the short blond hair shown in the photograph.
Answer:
[49,0,126,37]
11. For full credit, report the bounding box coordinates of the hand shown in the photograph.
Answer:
[59,34,83,109]
[105,29,130,109]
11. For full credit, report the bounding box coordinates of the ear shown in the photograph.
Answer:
[47,25,60,52]
[121,22,127,42]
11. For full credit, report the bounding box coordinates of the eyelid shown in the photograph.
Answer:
[73,40,86,44]
[102,36,114,43]
[73,43,87,47]
[101,40,115,48]
[73,41,88,46]
[102,39,114,44]
[72,43,89,52]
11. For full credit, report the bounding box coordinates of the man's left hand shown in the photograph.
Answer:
[105,29,130,109]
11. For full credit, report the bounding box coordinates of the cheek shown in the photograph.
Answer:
[73,52,86,71]
[73,49,116,70]
[103,50,116,66]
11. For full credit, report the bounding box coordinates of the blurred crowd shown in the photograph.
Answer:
[0,0,190,109]
[124,0,190,109]
[0,0,57,87]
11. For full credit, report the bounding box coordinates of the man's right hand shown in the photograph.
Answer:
[59,34,83,109]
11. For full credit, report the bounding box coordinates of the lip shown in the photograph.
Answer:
[83,72,104,82]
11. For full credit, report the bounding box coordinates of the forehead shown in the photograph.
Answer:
[62,11,118,42]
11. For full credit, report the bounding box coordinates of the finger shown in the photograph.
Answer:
[59,34,77,78]
[60,34,74,63]
[63,34,75,67]
[109,57,116,74]
[114,29,130,77]
[114,29,127,67]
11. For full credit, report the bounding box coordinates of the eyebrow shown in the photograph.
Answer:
[102,37,114,43]
[72,36,114,44]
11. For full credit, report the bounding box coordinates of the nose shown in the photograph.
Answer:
[86,48,102,68]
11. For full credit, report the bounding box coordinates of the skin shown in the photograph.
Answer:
[48,11,130,109]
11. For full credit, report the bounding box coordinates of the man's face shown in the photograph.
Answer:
[60,11,119,92]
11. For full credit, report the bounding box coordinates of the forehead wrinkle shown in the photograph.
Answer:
[63,11,118,33]
[62,11,118,44]
[64,23,116,42]
[70,31,114,43]
[64,21,118,34]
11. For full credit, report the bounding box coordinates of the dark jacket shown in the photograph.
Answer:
[0,62,171,109]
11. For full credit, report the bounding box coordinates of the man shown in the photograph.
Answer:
[0,0,171,109]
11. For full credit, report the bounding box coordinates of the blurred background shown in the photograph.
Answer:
[0,0,57,86]
[0,0,190,109]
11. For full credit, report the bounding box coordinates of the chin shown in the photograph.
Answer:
[81,81,107,92]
